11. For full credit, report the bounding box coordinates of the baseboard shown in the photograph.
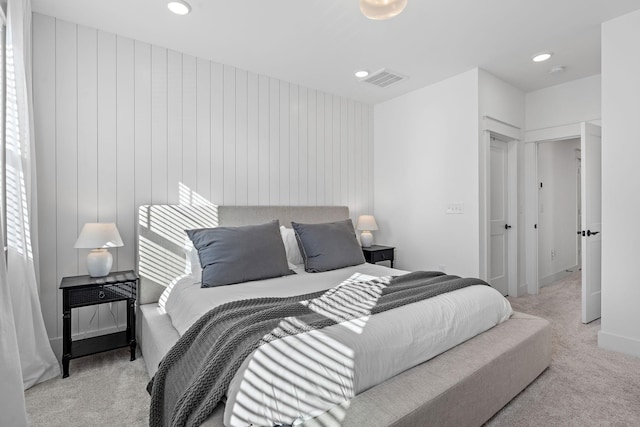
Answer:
[598,330,640,358]
[517,282,527,296]
[49,337,62,361]
[539,265,579,287]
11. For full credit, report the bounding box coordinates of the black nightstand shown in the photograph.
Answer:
[362,245,395,268]
[59,270,138,378]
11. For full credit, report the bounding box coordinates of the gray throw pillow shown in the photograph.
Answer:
[292,219,366,273]
[186,220,293,288]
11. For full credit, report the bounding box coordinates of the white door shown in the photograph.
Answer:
[581,123,602,323]
[489,139,509,296]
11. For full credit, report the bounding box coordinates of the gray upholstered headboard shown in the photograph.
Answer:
[137,205,350,304]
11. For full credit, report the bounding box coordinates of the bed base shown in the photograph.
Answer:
[139,307,550,427]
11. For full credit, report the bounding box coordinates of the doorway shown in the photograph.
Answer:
[486,132,518,297]
[536,138,581,287]
[481,118,521,298]
[489,137,509,295]
[525,122,601,323]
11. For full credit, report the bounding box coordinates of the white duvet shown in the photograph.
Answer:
[163,264,512,427]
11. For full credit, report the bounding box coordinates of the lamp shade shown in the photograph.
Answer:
[74,223,124,249]
[356,215,379,231]
[360,0,407,20]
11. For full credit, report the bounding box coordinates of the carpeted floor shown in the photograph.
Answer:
[25,347,149,427]
[25,272,640,426]
[486,272,640,426]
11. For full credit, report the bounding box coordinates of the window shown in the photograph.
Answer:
[0,11,6,255]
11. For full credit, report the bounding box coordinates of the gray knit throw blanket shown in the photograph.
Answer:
[148,271,488,427]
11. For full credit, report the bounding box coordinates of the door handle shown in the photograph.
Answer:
[577,231,581,235]
[587,230,600,237]
[504,224,512,230]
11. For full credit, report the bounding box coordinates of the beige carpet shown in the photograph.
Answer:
[487,272,640,426]
[25,272,640,426]
[25,348,150,427]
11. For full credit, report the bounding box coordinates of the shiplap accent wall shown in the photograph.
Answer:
[32,13,374,342]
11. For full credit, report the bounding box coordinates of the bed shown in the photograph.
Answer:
[137,205,551,427]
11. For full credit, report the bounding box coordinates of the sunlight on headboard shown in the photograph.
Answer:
[138,204,220,304]
[137,205,349,304]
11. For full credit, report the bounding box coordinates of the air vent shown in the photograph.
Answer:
[362,69,407,88]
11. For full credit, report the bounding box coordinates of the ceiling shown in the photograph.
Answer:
[32,0,640,104]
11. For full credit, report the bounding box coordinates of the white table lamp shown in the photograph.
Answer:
[74,223,124,277]
[356,215,379,248]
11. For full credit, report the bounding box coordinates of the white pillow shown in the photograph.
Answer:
[159,238,202,309]
[184,238,203,280]
[280,225,304,266]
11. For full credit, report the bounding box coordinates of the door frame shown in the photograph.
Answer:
[575,149,582,269]
[480,117,520,297]
[525,122,586,295]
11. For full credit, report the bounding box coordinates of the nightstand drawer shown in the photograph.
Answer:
[362,245,395,268]
[371,250,393,262]
[68,283,134,308]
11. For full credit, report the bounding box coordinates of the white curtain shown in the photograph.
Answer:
[4,0,59,392]
[0,5,28,427]
[0,201,28,426]
[0,257,28,425]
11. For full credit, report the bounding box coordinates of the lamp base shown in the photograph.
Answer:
[86,249,113,277]
[360,231,374,248]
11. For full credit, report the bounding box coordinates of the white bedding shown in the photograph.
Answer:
[164,263,408,335]
[163,264,513,427]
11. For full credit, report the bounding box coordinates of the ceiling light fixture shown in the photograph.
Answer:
[355,70,370,78]
[532,52,553,63]
[360,0,408,21]
[168,0,191,15]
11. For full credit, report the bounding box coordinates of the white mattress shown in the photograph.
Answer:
[164,263,408,336]
[162,264,513,427]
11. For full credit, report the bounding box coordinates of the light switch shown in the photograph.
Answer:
[446,203,464,214]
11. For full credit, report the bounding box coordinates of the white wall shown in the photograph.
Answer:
[32,13,374,342]
[537,139,580,283]
[479,70,526,130]
[374,69,479,276]
[599,9,640,357]
[525,74,601,131]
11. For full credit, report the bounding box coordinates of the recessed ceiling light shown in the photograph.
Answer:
[532,52,553,63]
[355,70,369,78]
[168,0,191,15]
